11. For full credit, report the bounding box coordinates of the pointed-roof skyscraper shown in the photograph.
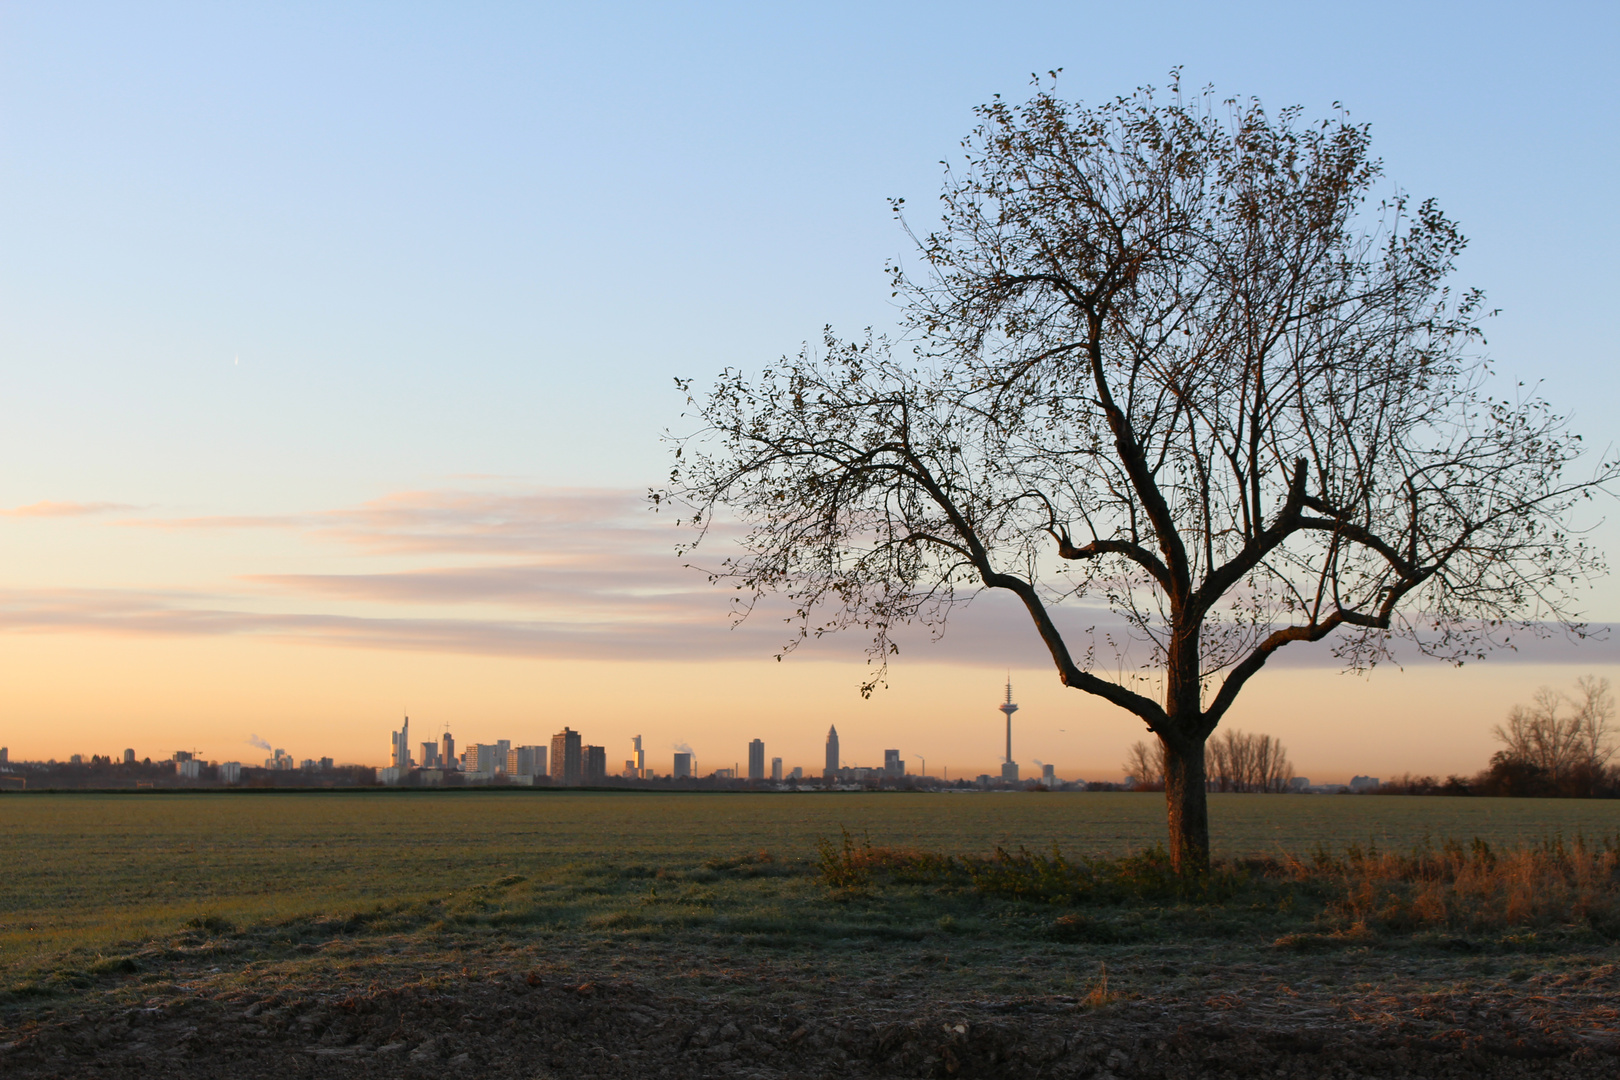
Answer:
[824,725,839,785]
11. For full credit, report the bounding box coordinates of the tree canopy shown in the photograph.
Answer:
[659,77,1617,871]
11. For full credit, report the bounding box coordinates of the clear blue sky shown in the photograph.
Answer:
[1,2,1616,775]
[4,1,1615,504]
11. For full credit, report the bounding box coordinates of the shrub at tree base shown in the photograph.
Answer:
[819,829,1620,941]
[817,827,1205,903]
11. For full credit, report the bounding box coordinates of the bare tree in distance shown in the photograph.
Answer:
[1207,730,1294,793]
[1492,676,1616,792]
[658,74,1617,873]
[1123,739,1166,791]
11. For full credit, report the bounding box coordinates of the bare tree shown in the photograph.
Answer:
[1206,729,1293,793]
[1493,676,1615,789]
[660,77,1616,873]
[1123,739,1166,790]
[1209,731,1253,793]
[1570,676,1617,770]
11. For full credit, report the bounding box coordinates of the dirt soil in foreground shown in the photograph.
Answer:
[2,945,1617,1079]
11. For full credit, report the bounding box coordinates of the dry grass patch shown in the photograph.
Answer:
[817,827,1620,946]
[1293,834,1620,936]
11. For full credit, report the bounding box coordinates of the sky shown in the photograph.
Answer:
[1,1,1617,781]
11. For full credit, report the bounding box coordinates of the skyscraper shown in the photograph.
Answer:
[551,728,582,785]
[631,734,645,778]
[419,741,441,768]
[583,745,606,783]
[122,748,134,765]
[441,730,456,770]
[884,749,905,778]
[824,725,839,784]
[472,744,502,775]
[391,715,412,770]
[770,756,783,782]
[514,745,547,778]
[747,739,765,782]
[999,681,1020,783]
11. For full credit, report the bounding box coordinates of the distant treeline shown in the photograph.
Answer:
[0,758,378,790]
[1381,677,1619,799]
[1118,677,1620,800]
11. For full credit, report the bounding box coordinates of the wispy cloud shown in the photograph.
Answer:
[1,500,135,518]
[126,514,310,530]
[10,485,1615,670]
[0,585,781,660]
[0,583,1606,668]
[243,563,709,615]
[122,488,671,556]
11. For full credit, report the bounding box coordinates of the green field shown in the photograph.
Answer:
[4,789,1618,975]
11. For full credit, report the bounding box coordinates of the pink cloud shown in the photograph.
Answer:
[0,583,1606,669]
[118,487,700,557]
[15,485,1614,671]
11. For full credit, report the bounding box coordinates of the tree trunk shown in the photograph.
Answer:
[1161,735,1210,876]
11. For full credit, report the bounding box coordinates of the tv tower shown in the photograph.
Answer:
[999,679,1019,783]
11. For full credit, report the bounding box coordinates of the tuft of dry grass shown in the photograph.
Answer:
[1081,962,1117,1008]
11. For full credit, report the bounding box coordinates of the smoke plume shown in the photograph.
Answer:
[247,734,272,751]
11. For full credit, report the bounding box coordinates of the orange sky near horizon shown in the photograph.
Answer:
[2,615,1613,784]
[2,484,1615,782]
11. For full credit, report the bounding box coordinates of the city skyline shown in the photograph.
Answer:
[1,4,1615,783]
[0,664,1562,786]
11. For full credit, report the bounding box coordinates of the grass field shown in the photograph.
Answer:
[3,789,1619,1077]
[4,789,1619,976]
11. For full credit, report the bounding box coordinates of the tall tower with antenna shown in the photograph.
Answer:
[392,714,412,771]
[998,679,1020,784]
